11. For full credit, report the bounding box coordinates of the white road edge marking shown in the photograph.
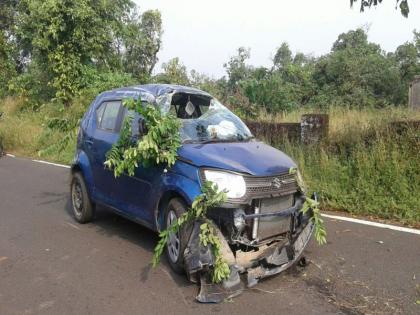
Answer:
[32,159,70,169]
[65,222,81,230]
[5,154,70,168]
[321,213,420,235]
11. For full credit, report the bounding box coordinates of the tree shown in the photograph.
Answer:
[332,28,380,54]
[387,31,420,103]
[414,30,420,55]
[273,43,293,69]
[0,0,23,76]
[154,57,190,85]
[121,9,162,81]
[394,42,419,81]
[0,0,18,36]
[14,0,162,104]
[0,32,16,97]
[350,0,409,18]
[293,52,313,67]
[313,28,402,107]
[223,47,251,91]
[17,0,132,103]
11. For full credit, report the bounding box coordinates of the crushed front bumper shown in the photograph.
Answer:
[246,221,313,287]
[184,210,314,303]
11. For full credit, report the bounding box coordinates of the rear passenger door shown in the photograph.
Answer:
[91,100,124,207]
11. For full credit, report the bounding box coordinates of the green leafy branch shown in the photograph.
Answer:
[199,220,231,283]
[289,167,327,245]
[301,197,327,245]
[152,181,231,283]
[104,98,182,177]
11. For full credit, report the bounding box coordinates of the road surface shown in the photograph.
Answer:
[0,155,419,315]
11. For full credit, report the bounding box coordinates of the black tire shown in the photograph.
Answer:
[70,172,94,223]
[164,198,191,274]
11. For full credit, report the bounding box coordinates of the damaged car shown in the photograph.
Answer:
[70,84,315,302]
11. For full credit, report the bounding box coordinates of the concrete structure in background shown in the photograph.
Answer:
[245,120,301,143]
[245,114,329,145]
[300,114,329,145]
[409,75,420,110]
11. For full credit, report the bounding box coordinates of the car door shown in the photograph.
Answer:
[90,100,124,208]
[112,110,164,225]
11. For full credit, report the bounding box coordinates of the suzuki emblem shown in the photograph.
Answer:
[272,177,282,189]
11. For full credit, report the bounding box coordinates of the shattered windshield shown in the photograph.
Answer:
[177,99,253,143]
[154,91,253,143]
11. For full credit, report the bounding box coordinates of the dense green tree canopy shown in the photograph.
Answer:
[0,0,162,104]
[221,28,419,113]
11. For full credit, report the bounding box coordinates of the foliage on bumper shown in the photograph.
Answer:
[289,166,327,245]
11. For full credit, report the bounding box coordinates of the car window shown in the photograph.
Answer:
[96,103,106,126]
[96,101,121,131]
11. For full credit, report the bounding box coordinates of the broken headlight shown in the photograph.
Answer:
[203,170,246,199]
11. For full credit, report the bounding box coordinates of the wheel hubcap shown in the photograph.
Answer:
[167,210,180,263]
[72,180,83,216]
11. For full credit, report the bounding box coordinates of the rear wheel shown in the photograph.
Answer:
[71,172,94,223]
[164,198,190,274]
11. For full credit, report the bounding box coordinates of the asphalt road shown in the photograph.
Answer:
[0,155,419,315]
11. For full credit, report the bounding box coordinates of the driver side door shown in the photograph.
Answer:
[90,100,124,209]
[111,110,162,225]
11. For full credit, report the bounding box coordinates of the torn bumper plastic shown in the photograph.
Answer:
[184,216,314,303]
[246,221,314,287]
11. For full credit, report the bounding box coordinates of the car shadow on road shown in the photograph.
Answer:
[64,197,195,290]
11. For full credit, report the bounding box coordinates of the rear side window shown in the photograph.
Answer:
[96,101,121,131]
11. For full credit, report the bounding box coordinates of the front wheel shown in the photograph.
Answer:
[70,172,94,223]
[164,198,190,274]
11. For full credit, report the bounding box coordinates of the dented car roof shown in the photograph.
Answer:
[97,84,212,102]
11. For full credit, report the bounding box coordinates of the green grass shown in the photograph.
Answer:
[1,97,419,225]
[0,96,87,164]
[278,108,420,226]
[283,134,419,225]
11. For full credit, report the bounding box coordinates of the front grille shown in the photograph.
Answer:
[231,172,298,204]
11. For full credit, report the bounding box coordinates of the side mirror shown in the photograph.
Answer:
[138,117,148,137]
[130,116,148,141]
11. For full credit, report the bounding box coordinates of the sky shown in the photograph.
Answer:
[135,0,420,78]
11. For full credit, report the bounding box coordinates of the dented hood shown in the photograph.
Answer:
[178,141,296,176]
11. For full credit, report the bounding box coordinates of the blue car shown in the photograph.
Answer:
[70,84,314,298]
